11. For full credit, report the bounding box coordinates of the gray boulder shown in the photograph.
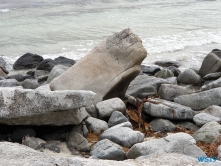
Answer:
[192,121,221,143]
[13,53,44,70]
[126,132,206,159]
[90,139,125,160]
[203,105,221,118]
[126,74,174,98]
[0,79,19,87]
[154,69,174,79]
[201,77,221,91]
[108,111,128,127]
[0,87,95,118]
[22,136,46,150]
[47,65,69,83]
[21,79,40,89]
[178,69,202,85]
[143,98,195,120]
[140,65,160,75]
[99,127,144,148]
[85,117,108,134]
[50,29,147,100]
[96,98,126,120]
[174,87,221,110]
[203,72,221,80]
[149,118,176,132]
[158,84,189,101]
[66,131,90,152]
[193,113,221,126]
[199,49,221,77]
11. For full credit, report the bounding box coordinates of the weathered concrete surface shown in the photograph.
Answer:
[50,28,147,100]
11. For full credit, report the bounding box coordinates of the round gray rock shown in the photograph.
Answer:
[96,97,126,120]
[85,117,108,134]
[193,113,221,126]
[108,111,128,127]
[99,127,144,148]
[66,132,90,152]
[193,121,221,143]
[90,139,125,160]
[149,118,176,132]
[178,69,202,85]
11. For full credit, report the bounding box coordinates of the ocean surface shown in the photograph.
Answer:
[0,0,221,70]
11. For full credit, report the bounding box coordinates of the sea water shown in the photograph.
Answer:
[0,0,221,70]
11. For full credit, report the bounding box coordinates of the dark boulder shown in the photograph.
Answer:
[199,49,221,77]
[36,56,76,72]
[178,69,202,85]
[141,65,161,75]
[13,53,43,70]
[154,61,181,68]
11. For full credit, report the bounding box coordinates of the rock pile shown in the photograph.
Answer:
[1,29,221,165]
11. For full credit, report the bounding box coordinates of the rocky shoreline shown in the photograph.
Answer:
[1,28,221,165]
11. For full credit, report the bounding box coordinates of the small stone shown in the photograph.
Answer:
[91,139,125,160]
[85,117,108,134]
[193,113,221,126]
[158,84,188,101]
[99,127,144,148]
[96,98,126,120]
[149,118,176,132]
[178,69,202,85]
[44,141,60,153]
[108,111,128,127]
[23,136,46,150]
[193,121,221,143]
[66,132,90,152]
[21,79,40,89]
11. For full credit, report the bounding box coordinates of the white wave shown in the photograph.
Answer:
[143,30,221,55]
[0,9,9,13]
